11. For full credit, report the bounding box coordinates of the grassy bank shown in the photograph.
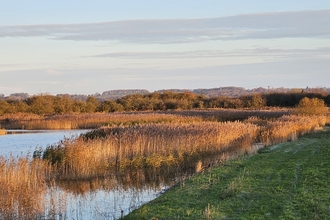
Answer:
[123,128,330,220]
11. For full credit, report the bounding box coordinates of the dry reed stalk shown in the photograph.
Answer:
[158,108,290,121]
[45,114,329,181]
[47,121,259,180]
[260,115,327,146]
[38,113,328,182]
[1,111,327,218]
[0,156,49,219]
[0,108,290,130]
[0,112,203,130]
[195,160,203,173]
[0,129,7,135]
[0,113,44,121]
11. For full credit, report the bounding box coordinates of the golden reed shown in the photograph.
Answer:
[0,156,50,219]
[0,129,6,135]
[0,108,289,130]
[0,112,203,130]
[0,110,328,218]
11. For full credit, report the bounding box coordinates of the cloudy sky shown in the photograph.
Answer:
[1,1,330,95]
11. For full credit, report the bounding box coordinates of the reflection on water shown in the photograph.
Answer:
[0,130,174,219]
[43,182,167,220]
[46,173,175,219]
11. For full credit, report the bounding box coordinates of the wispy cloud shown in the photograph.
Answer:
[0,10,329,43]
[0,56,329,95]
[89,47,330,59]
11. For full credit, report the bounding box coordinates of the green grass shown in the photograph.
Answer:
[123,128,330,220]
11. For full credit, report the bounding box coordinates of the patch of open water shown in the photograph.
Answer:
[0,130,88,158]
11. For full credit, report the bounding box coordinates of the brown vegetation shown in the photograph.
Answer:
[42,114,329,182]
[1,90,329,116]
[0,129,6,135]
[294,97,329,116]
[259,115,328,146]
[0,89,328,218]
[0,112,203,130]
[1,108,329,218]
[0,156,48,219]
[0,108,289,130]
[44,121,259,180]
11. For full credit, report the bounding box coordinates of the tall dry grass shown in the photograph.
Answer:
[1,110,329,218]
[0,108,289,130]
[46,121,259,180]
[43,114,329,181]
[0,156,50,219]
[0,129,6,135]
[0,112,203,130]
[0,156,67,219]
[163,108,290,121]
[259,115,328,146]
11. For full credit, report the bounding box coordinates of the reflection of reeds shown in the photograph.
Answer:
[43,184,69,220]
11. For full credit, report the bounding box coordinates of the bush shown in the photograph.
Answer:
[42,144,65,165]
[294,97,328,116]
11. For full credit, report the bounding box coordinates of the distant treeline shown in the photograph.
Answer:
[0,92,329,115]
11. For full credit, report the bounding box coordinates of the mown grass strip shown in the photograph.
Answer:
[123,128,330,220]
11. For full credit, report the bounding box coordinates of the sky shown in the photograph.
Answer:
[1,1,330,96]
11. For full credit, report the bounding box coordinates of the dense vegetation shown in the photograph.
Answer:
[0,91,329,115]
[34,114,328,183]
[1,112,328,219]
[123,128,330,219]
[294,97,328,116]
[0,95,329,219]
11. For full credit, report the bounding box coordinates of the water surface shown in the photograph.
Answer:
[0,130,88,157]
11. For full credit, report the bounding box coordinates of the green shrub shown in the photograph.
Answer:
[42,144,65,165]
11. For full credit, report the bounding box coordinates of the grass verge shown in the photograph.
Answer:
[123,128,330,220]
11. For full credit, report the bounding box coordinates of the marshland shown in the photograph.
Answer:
[0,92,329,219]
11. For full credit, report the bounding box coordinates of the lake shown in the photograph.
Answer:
[0,130,168,219]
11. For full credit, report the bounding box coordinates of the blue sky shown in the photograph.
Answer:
[1,1,330,95]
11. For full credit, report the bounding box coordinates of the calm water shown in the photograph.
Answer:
[0,130,167,219]
[0,130,87,158]
[43,184,163,220]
